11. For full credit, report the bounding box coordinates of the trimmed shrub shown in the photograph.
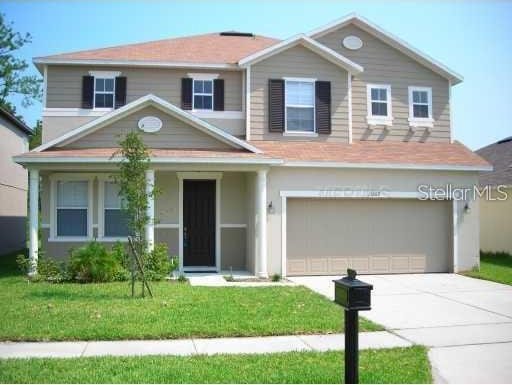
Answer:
[16,252,68,283]
[145,243,176,281]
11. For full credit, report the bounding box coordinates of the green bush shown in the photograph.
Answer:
[69,241,128,283]
[16,252,68,283]
[145,243,176,281]
[271,273,281,282]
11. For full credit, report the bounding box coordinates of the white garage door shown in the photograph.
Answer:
[286,198,452,275]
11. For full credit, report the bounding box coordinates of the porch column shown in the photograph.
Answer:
[256,169,268,278]
[28,169,39,276]
[145,169,155,252]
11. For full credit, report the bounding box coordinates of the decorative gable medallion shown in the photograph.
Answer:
[138,116,162,133]
[342,35,363,50]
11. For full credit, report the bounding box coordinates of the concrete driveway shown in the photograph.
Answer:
[289,274,512,383]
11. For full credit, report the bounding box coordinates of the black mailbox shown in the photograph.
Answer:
[333,269,373,311]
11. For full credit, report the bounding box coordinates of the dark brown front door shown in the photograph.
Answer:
[183,180,216,267]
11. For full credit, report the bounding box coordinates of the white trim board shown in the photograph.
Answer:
[279,189,457,277]
[239,34,363,74]
[307,13,463,85]
[33,94,261,154]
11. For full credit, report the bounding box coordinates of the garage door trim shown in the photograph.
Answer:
[279,190,457,277]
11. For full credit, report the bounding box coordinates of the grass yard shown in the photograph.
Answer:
[0,346,431,383]
[463,251,512,286]
[0,251,380,341]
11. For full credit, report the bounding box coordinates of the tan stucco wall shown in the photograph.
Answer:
[479,187,512,253]
[250,44,349,142]
[42,116,97,143]
[0,115,29,253]
[266,167,480,275]
[315,25,451,142]
[63,106,231,150]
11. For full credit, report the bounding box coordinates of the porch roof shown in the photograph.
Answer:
[14,141,491,171]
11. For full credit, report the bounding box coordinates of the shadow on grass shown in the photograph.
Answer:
[0,249,25,278]
[480,251,512,268]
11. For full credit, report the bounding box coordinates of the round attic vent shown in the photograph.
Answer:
[138,116,162,133]
[342,35,363,50]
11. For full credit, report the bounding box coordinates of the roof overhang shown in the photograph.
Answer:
[238,34,364,74]
[307,13,463,85]
[33,94,261,153]
[279,161,493,172]
[33,58,240,74]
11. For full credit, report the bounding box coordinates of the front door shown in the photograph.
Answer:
[183,180,216,268]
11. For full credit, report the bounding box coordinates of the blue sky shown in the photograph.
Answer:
[2,0,511,149]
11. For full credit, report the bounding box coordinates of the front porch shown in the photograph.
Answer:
[26,164,272,277]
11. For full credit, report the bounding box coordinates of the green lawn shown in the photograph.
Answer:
[0,347,431,383]
[463,251,512,286]
[0,251,380,341]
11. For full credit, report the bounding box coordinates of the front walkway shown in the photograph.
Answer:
[0,331,410,359]
[289,273,512,383]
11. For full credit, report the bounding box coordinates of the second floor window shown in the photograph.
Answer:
[409,87,432,119]
[94,77,115,108]
[285,80,315,133]
[369,86,390,116]
[193,79,213,110]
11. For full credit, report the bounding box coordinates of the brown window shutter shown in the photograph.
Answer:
[213,79,224,111]
[81,76,94,109]
[315,81,331,134]
[268,79,284,132]
[181,78,193,110]
[114,76,127,109]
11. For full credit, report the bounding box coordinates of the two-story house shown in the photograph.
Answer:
[15,14,490,277]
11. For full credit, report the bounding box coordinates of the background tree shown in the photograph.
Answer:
[0,13,42,113]
[29,119,41,149]
[114,132,155,297]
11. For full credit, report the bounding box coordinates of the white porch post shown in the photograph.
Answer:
[145,169,155,252]
[256,169,268,278]
[28,169,39,276]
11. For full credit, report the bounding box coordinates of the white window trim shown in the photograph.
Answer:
[93,76,116,110]
[98,176,129,242]
[49,173,94,241]
[192,78,214,111]
[408,86,434,128]
[188,73,219,81]
[366,84,393,126]
[284,78,316,135]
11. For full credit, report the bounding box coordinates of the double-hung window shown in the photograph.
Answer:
[94,77,115,108]
[56,181,89,237]
[103,182,129,238]
[367,84,392,125]
[408,86,433,127]
[193,79,213,110]
[285,80,315,133]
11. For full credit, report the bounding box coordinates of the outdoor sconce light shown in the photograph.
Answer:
[267,201,275,214]
[464,201,471,213]
[333,269,373,384]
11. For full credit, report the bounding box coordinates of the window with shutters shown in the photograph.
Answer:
[102,182,130,238]
[94,77,115,108]
[366,84,393,126]
[55,180,90,237]
[192,79,214,110]
[285,79,315,133]
[408,86,433,128]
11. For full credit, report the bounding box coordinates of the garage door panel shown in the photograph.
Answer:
[287,198,451,275]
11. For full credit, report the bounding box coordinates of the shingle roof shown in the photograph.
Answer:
[15,140,490,170]
[249,140,490,169]
[0,106,33,135]
[476,137,512,186]
[36,33,280,65]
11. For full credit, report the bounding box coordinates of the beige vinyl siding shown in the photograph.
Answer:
[46,65,243,111]
[316,25,451,142]
[287,198,452,275]
[250,45,349,142]
[42,116,98,144]
[63,106,231,149]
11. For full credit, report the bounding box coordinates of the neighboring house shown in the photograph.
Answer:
[0,107,32,254]
[476,137,512,254]
[14,14,490,277]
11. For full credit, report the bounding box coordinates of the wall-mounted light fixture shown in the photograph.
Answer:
[267,201,275,214]
[464,201,471,213]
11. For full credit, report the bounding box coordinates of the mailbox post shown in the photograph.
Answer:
[333,269,373,384]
